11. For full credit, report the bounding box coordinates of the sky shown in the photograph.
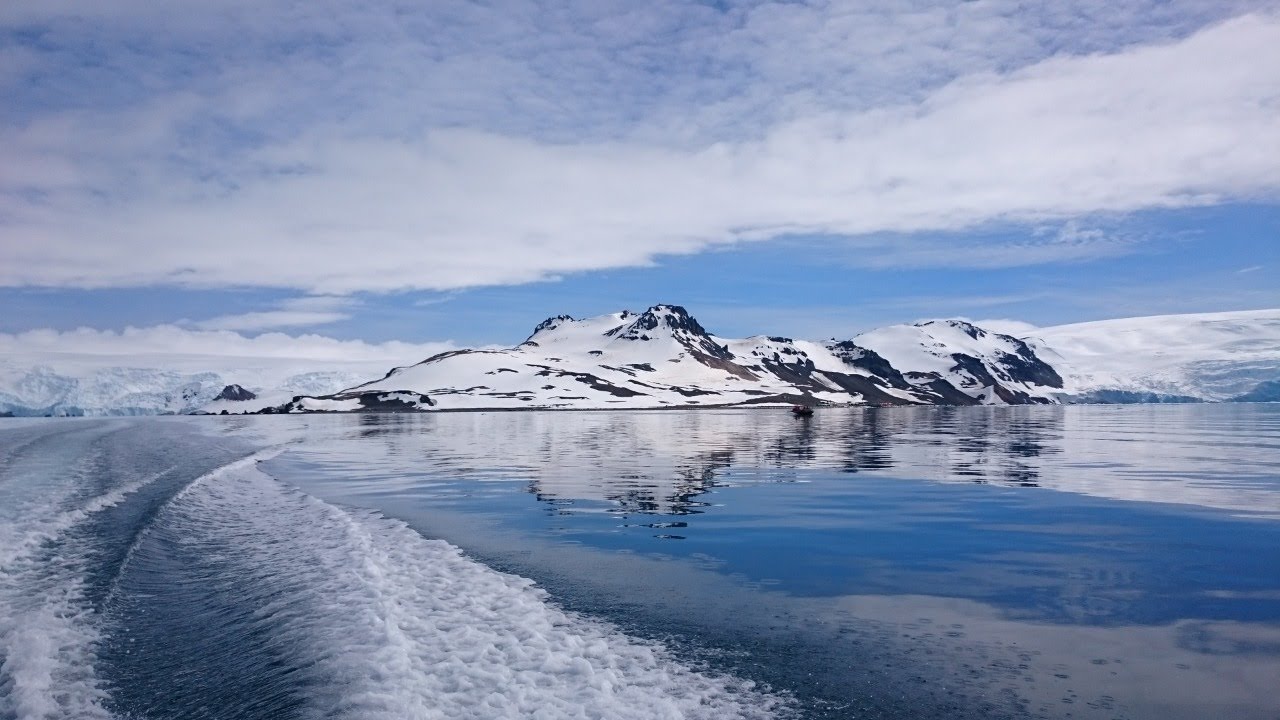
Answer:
[1,0,1278,359]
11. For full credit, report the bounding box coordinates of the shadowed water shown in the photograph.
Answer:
[1,404,1278,719]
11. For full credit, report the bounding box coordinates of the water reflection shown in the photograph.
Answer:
[231,406,1280,720]
[244,407,1280,629]
[246,405,1280,518]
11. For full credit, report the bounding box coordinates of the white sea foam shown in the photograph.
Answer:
[0,465,174,571]
[4,431,787,719]
[164,463,790,719]
[0,581,112,720]
[0,435,130,720]
[0,442,286,720]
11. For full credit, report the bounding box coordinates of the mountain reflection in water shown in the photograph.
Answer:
[237,404,1280,719]
[258,404,1279,518]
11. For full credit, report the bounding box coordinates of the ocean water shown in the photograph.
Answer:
[1,405,1278,719]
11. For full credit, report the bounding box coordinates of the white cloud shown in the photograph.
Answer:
[0,4,1277,293]
[843,224,1141,270]
[191,295,355,331]
[192,311,350,331]
[0,325,454,372]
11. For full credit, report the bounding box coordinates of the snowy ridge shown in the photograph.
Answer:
[269,305,1076,413]
[855,319,1064,405]
[4,306,1276,415]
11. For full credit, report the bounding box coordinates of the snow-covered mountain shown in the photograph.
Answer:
[855,319,1064,405]
[5,307,1275,416]
[268,305,1071,413]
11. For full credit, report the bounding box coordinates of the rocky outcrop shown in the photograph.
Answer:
[215,384,257,401]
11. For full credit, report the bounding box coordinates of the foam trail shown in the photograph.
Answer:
[129,462,791,719]
[0,436,287,720]
[97,446,288,610]
[0,585,111,720]
[0,430,129,720]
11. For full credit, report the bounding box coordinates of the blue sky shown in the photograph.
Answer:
[1,1,1277,353]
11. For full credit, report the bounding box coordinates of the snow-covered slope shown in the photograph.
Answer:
[272,305,1066,413]
[1025,309,1280,402]
[854,319,1063,405]
[8,307,1275,415]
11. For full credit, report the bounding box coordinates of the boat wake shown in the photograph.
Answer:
[1,422,789,719]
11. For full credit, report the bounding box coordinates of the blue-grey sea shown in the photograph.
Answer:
[2,405,1278,719]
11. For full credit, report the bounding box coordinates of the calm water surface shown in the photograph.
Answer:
[1,405,1278,719]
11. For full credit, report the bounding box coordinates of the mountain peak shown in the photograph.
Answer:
[622,304,710,338]
[532,314,576,334]
[522,314,577,345]
[915,319,988,340]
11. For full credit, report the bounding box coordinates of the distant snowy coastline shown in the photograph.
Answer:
[3,306,1275,417]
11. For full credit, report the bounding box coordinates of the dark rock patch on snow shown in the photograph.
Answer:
[215,384,256,401]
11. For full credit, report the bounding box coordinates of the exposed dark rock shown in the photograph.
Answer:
[625,305,705,335]
[215,384,257,401]
[614,305,738,362]
[689,350,759,381]
[828,341,913,390]
[905,372,982,406]
[917,319,987,341]
[268,390,435,413]
[528,366,647,398]
[739,392,823,406]
[815,372,917,406]
[991,384,1054,405]
[524,315,575,344]
[941,353,1059,405]
[352,391,435,411]
[995,339,1064,389]
[949,353,1001,388]
[667,386,721,397]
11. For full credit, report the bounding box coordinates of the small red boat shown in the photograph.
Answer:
[791,404,814,417]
